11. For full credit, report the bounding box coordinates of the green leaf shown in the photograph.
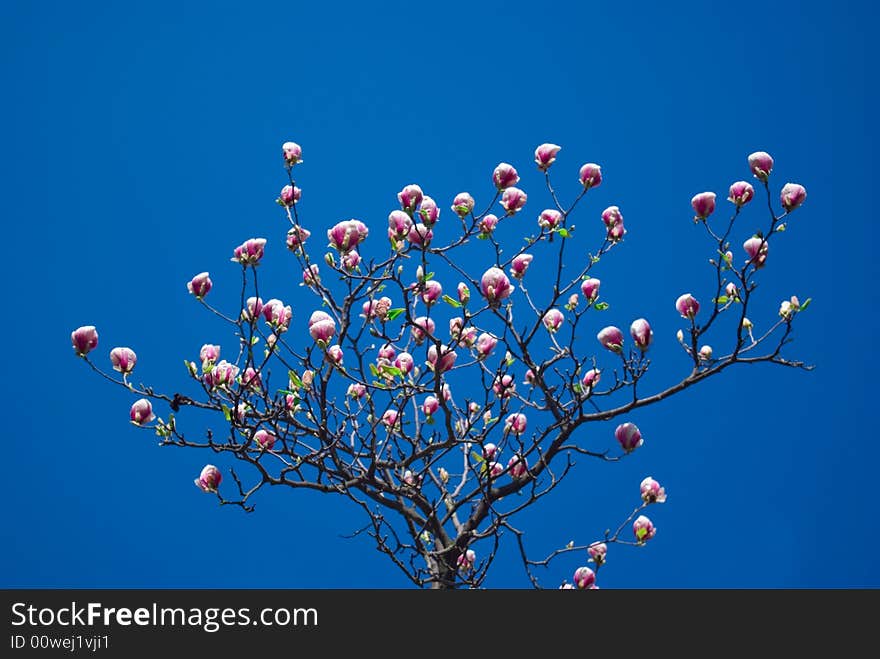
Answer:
[593,301,610,311]
[424,271,435,281]
[288,370,302,388]
[590,255,601,264]
[471,450,484,463]
[799,297,812,311]
[573,383,583,393]
[369,363,379,377]
[557,228,570,238]
[383,365,403,377]
[386,308,405,321]
[442,294,462,308]
[277,389,293,395]
[251,336,260,345]
[222,404,232,422]
[454,204,471,215]
[477,233,489,240]
[716,295,729,304]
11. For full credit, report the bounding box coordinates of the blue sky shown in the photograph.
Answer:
[2,0,876,588]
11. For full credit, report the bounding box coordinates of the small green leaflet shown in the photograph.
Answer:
[386,308,405,321]
[369,363,379,377]
[557,228,570,238]
[593,301,610,311]
[442,295,462,308]
[288,370,302,388]
[799,297,812,311]
[471,451,484,463]
[715,295,729,304]
[382,365,403,377]
[222,404,232,422]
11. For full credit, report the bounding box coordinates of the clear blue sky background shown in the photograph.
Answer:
[2,0,876,588]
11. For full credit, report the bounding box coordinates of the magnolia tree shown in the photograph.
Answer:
[72,142,810,588]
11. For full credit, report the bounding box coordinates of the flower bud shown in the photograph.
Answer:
[579,163,602,189]
[487,461,504,478]
[286,226,311,251]
[597,326,624,352]
[580,277,601,301]
[398,184,424,213]
[302,264,321,287]
[633,515,656,543]
[241,296,264,321]
[327,219,369,253]
[200,344,220,368]
[481,443,499,461]
[523,369,537,386]
[535,143,561,171]
[588,542,607,566]
[254,429,276,450]
[347,383,367,399]
[438,467,449,483]
[698,345,713,360]
[507,454,528,479]
[282,141,302,166]
[493,162,520,190]
[308,310,336,344]
[748,151,773,181]
[640,476,667,503]
[478,213,499,235]
[411,316,435,344]
[504,413,528,436]
[452,192,475,218]
[573,566,596,589]
[538,208,562,230]
[457,549,476,571]
[326,344,344,366]
[476,332,497,359]
[493,374,516,399]
[187,272,213,299]
[725,282,739,300]
[629,318,653,351]
[240,367,262,391]
[481,267,514,305]
[780,183,807,212]
[457,282,471,305]
[581,368,601,392]
[422,395,440,417]
[542,308,565,333]
[727,181,755,207]
[378,343,396,360]
[130,398,155,425]
[395,351,414,374]
[779,300,794,319]
[231,238,267,266]
[278,184,302,207]
[195,464,222,493]
[500,187,527,214]
[607,222,626,242]
[408,223,434,247]
[402,470,419,487]
[426,344,457,373]
[691,192,716,221]
[418,196,440,226]
[601,205,623,228]
[204,359,239,388]
[615,422,643,453]
[510,253,534,279]
[675,293,700,320]
[743,236,768,268]
[420,279,443,305]
[110,347,137,375]
[381,409,399,430]
[388,210,413,241]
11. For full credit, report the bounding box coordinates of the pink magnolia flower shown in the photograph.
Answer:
[581,277,601,301]
[481,267,514,304]
[422,395,440,417]
[493,162,520,190]
[543,308,565,333]
[607,222,626,242]
[110,347,137,375]
[282,141,302,166]
[482,443,499,460]
[588,542,607,566]
[449,317,464,341]
[505,413,528,436]
[478,213,499,235]
[130,398,155,425]
[286,226,311,251]
[347,383,367,399]
[725,282,739,300]
[411,316,435,344]
[728,181,755,207]
[240,366,262,391]
[231,238,267,266]
[698,345,713,361]
[378,343,396,360]
[633,515,656,543]
[452,192,475,218]
[486,461,504,479]
[420,279,443,305]
[381,409,400,431]
[534,143,561,171]
[388,210,413,241]
[476,332,497,359]
[510,253,534,279]
[780,183,807,211]
[408,223,433,247]
[457,549,476,571]
[262,299,293,332]
[601,205,623,228]
[427,344,457,373]
[327,219,369,253]
[200,344,220,367]
[242,296,264,321]
[254,429,276,450]
[195,464,222,493]
[308,310,336,344]
[278,184,301,207]
[395,352,414,374]
[326,344,344,366]
[579,163,602,189]
[362,296,392,320]
[630,318,653,351]
[748,151,774,181]
[204,360,239,388]
[615,422,643,453]
[675,293,700,320]
[302,264,321,288]
[402,470,419,487]
[493,374,516,399]
[500,187,527,214]
[418,196,440,226]
[597,326,624,352]
[342,250,361,270]
[538,209,563,230]
[187,272,213,299]
[457,282,471,305]
[398,184,424,213]
[581,368,601,391]
[691,192,716,221]
[743,236,769,268]
[507,454,528,479]
[573,566,596,590]
[640,476,667,503]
